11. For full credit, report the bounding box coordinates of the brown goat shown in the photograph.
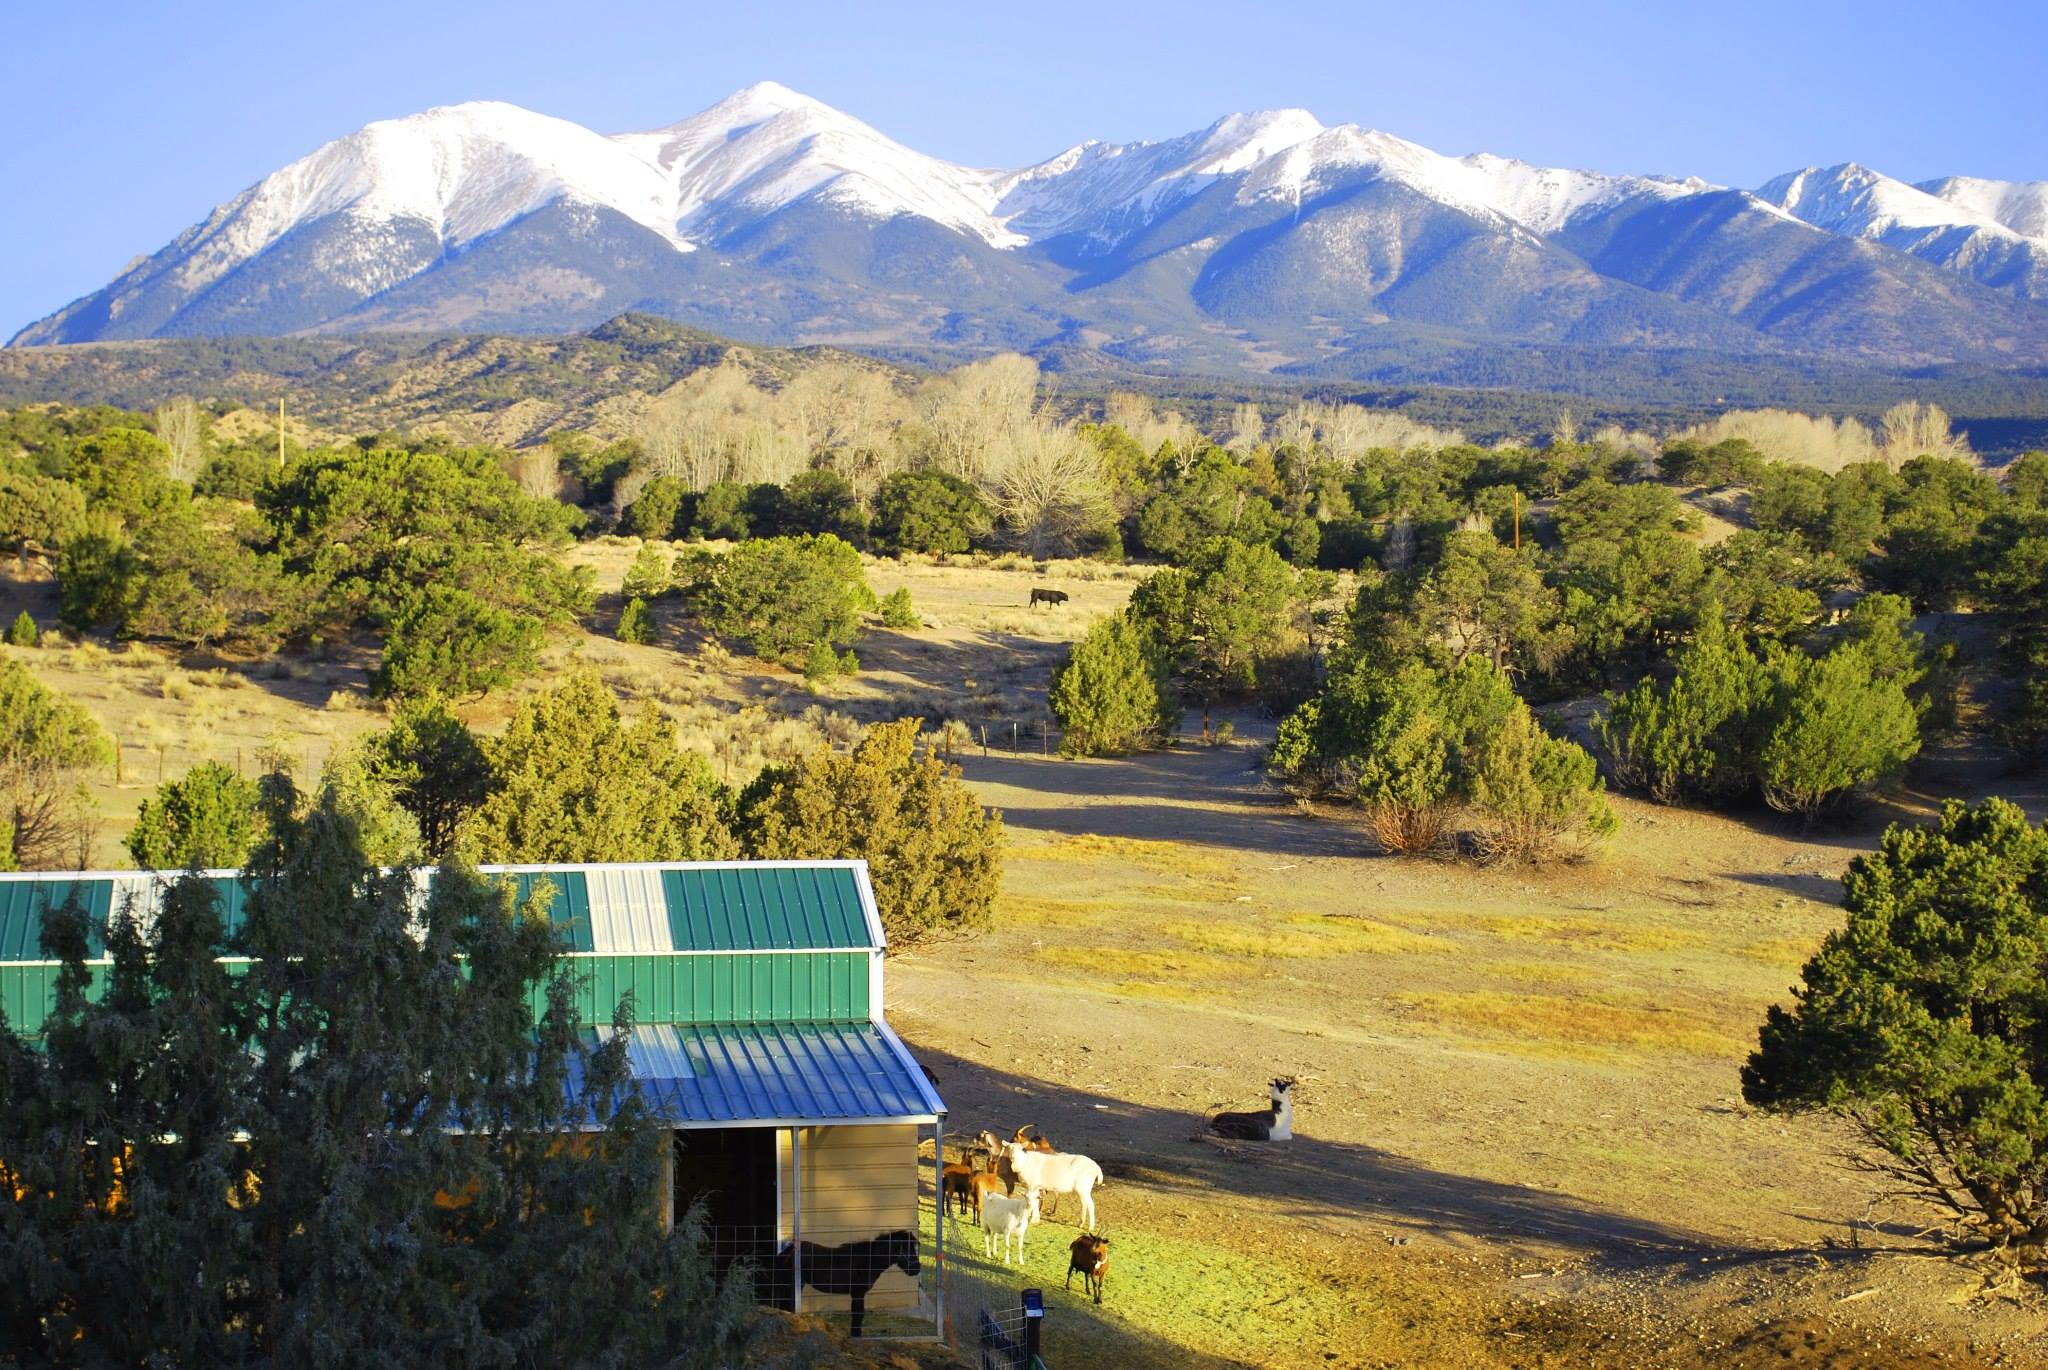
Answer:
[942,1160,979,1217]
[965,1171,1004,1225]
[1066,1234,1110,1303]
[1014,1125,1057,1153]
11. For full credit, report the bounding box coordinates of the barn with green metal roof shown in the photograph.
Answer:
[0,860,949,1336]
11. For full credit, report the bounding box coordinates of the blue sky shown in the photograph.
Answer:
[3,0,2044,336]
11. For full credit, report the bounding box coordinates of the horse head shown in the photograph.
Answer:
[886,1229,920,1276]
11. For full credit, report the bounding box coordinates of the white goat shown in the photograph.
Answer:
[980,1192,1034,1265]
[1003,1141,1106,1233]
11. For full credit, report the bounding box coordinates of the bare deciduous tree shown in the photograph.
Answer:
[506,448,562,501]
[1227,401,1264,453]
[1676,409,1879,474]
[991,424,1114,559]
[1880,401,1973,470]
[154,397,207,484]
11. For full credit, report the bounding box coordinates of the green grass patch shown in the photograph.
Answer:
[937,1202,1366,1368]
[1283,913,1458,955]
[1397,989,1746,1060]
[1471,912,1705,954]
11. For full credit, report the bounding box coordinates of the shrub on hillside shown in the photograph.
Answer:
[878,586,918,629]
[621,475,686,540]
[1127,536,1308,735]
[1756,642,1921,823]
[694,534,871,672]
[1602,610,1923,821]
[356,697,491,858]
[1467,707,1617,863]
[685,481,754,541]
[620,542,670,600]
[1743,799,2048,1266]
[370,584,545,700]
[126,760,265,870]
[871,470,991,555]
[56,512,142,632]
[738,718,1002,946]
[616,596,654,645]
[462,673,735,863]
[5,611,38,647]
[0,657,111,870]
[1598,617,1766,804]
[778,469,869,544]
[1273,654,1609,862]
[0,469,87,557]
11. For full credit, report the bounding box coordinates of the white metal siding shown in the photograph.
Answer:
[108,874,163,941]
[585,865,672,952]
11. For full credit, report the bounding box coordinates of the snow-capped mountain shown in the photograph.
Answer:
[1757,163,2048,299]
[14,84,2048,376]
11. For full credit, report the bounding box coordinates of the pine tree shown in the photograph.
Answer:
[4,610,37,646]
[0,780,752,1360]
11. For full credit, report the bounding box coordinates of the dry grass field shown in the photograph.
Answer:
[6,546,2047,1367]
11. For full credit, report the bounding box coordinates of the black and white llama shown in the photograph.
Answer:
[1209,1075,1297,1141]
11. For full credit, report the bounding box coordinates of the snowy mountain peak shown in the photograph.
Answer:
[1759,162,2020,240]
[613,83,1020,247]
[1916,175,2048,244]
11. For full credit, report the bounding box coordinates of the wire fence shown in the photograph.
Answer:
[945,1256,1045,1369]
[696,1222,940,1340]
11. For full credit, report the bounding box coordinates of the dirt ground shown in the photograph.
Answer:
[7,546,2048,1367]
[893,732,2048,1368]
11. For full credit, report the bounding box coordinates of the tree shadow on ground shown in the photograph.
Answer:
[905,1046,1958,1365]
[954,744,1370,859]
[910,1045,1700,1256]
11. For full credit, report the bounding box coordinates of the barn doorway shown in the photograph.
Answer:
[672,1126,780,1290]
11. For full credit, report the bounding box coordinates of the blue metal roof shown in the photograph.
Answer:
[569,1022,945,1126]
[0,861,881,963]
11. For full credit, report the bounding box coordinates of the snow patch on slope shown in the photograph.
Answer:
[1916,175,2048,243]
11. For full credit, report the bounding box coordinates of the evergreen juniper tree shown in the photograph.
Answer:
[1744,799,2048,1265]
[1050,613,1176,755]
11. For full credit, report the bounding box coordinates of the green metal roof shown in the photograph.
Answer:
[2,861,944,1128]
[0,861,882,966]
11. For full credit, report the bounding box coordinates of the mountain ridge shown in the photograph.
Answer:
[14,84,2048,381]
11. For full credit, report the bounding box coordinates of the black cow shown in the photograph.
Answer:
[1029,587,1069,608]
